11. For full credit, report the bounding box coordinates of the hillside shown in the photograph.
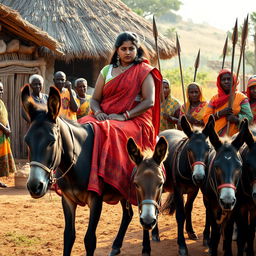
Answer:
[158,19,228,70]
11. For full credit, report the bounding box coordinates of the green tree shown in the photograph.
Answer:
[121,0,182,17]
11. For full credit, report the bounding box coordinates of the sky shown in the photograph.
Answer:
[177,0,256,31]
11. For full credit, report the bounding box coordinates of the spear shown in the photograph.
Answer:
[236,15,249,92]
[152,15,164,101]
[222,36,228,69]
[193,49,200,82]
[176,33,187,113]
[227,19,238,136]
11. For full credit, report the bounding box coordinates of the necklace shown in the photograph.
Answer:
[119,63,134,73]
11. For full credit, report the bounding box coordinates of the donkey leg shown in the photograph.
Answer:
[109,200,133,256]
[142,229,151,256]
[202,208,211,247]
[185,189,199,240]
[175,192,188,256]
[62,196,77,256]
[151,224,160,242]
[223,217,234,256]
[209,216,221,256]
[84,192,103,256]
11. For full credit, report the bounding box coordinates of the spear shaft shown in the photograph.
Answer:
[236,15,249,92]
[227,19,238,136]
[193,49,200,82]
[222,36,228,69]
[153,16,164,101]
[176,33,187,113]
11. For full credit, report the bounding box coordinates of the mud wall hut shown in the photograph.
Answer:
[0,4,62,158]
[1,0,177,88]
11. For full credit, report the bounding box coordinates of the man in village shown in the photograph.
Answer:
[53,71,78,120]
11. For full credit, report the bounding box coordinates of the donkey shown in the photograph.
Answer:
[21,84,167,256]
[160,115,214,256]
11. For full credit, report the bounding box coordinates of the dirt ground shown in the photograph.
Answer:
[0,161,237,256]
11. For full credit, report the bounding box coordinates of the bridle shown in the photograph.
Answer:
[130,164,166,214]
[29,118,78,185]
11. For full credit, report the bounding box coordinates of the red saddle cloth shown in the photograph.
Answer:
[78,62,162,205]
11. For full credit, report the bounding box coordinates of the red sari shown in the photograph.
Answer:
[78,62,162,205]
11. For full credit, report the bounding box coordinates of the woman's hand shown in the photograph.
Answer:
[108,114,126,121]
[227,114,240,124]
[95,112,108,121]
[219,107,233,117]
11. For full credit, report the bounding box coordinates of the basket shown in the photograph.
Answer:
[14,175,28,189]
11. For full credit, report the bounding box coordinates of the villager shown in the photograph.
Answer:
[246,76,256,124]
[53,71,78,121]
[180,82,207,127]
[0,82,16,187]
[22,74,48,122]
[78,31,162,204]
[204,69,252,136]
[74,78,91,120]
[160,78,180,131]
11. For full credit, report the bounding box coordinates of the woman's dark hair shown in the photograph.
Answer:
[109,31,149,67]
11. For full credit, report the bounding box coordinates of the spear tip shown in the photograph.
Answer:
[153,15,158,38]
[176,33,181,53]
[194,49,200,69]
[232,18,238,45]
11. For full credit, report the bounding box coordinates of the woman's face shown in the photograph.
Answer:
[117,40,137,65]
[76,81,87,97]
[250,85,256,99]
[220,73,232,94]
[163,82,170,98]
[188,84,200,103]
[0,83,3,99]
[30,78,42,95]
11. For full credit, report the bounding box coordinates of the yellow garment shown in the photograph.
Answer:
[203,92,247,136]
[77,95,91,120]
[181,101,207,121]
[160,95,180,131]
[0,100,16,177]
[58,88,77,121]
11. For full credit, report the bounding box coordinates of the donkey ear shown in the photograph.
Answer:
[202,115,215,137]
[47,86,61,121]
[208,122,222,150]
[21,84,37,121]
[127,137,143,165]
[181,115,193,138]
[153,137,168,165]
[232,118,248,150]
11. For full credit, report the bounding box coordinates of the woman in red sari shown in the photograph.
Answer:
[78,32,162,204]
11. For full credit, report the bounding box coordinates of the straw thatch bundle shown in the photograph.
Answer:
[0,0,176,61]
[0,4,63,55]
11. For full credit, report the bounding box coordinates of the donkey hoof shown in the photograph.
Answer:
[152,234,160,242]
[178,247,188,256]
[203,238,210,247]
[108,248,121,256]
[142,253,150,256]
[187,231,199,240]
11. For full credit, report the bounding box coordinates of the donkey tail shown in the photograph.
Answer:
[161,193,176,215]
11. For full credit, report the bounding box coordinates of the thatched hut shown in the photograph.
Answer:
[1,0,176,87]
[0,4,62,158]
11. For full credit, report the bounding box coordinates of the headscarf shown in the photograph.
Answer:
[211,69,239,109]
[246,77,256,101]
[185,82,206,113]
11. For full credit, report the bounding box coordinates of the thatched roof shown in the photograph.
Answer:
[0,0,176,61]
[0,4,63,55]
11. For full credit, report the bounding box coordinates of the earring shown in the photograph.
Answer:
[117,55,120,66]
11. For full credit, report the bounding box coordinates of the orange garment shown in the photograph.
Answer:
[204,69,246,136]
[53,87,77,121]
[78,62,162,205]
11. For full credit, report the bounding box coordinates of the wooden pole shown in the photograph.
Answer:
[193,49,200,82]
[222,36,228,69]
[227,19,238,136]
[176,33,187,113]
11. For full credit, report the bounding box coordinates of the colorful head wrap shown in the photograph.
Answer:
[246,77,256,100]
[211,69,239,108]
[184,82,206,112]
